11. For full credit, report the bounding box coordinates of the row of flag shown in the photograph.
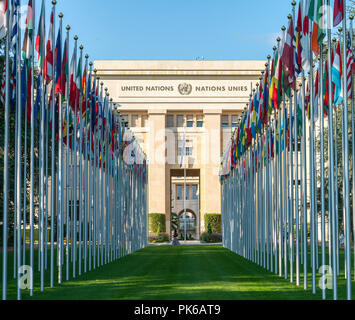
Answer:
[220,0,351,178]
[221,0,354,300]
[1,0,148,300]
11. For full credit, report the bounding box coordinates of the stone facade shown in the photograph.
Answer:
[95,60,265,238]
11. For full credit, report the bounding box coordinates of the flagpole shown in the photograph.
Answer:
[326,0,337,300]
[2,0,11,301]
[50,0,56,288]
[341,1,352,300]
[84,54,89,273]
[29,0,35,297]
[57,11,63,284]
[65,24,70,282]
[78,44,83,276]
[301,72,307,289]
[350,14,355,282]
[15,0,22,299]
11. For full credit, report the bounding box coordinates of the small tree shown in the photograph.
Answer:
[156,222,161,235]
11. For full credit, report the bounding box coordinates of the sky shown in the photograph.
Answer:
[33,0,293,62]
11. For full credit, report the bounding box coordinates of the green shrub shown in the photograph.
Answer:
[149,213,166,233]
[204,214,222,234]
[200,232,222,243]
[148,232,170,243]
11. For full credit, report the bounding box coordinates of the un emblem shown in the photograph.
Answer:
[178,83,192,95]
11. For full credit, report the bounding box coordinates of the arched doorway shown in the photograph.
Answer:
[178,209,197,240]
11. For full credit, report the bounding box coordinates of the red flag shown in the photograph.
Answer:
[281,17,295,88]
[333,0,344,28]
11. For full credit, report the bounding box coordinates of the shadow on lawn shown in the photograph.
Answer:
[2,245,354,300]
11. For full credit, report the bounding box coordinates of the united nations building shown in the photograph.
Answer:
[95,60,265,239]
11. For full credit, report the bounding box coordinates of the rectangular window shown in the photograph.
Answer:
[177,185,182,200]
[196,115,203,128]
[221,115,229,128]
[131,115,139,127]
[192,185,197,200]
[177,115,184,127]
[231,115,238,128]
[167,115,174,127]
[186,115,194,127]
[185,185,190,200]
[141,115,148,127]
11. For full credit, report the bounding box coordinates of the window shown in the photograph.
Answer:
[177,185,182,200]
[177,115,184,127]
[185,185,190,200]
[179,212,195,231]
[167,115,174,127]
[186,115,194,127]
[196,115,203,128]
[186,147,192,156]
[141,115,148,127]
[221,115,229,128]
[131,115,139,127]
[192,185,197,200]
[231,115,238,128]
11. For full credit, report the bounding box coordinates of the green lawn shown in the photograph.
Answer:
[1,245,354,300]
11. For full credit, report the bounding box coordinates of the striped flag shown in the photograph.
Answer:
[346,31,354,99]
[44,10,54,84]
[332,41,343,107]
[35,0,45,70]
[21,0,33,62]
[1,61,5,105]
[333,0,344,28]
[294,0,303,76]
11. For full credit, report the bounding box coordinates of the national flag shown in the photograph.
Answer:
[69,46,77,110]
[61,36,68,96]
[294,0,303,75]
[82,63,87,117]
[333,0,344,27]
[44,10,54,84]
[281,17,295,88]
[21,0,33,63]
[313,69,319,122]
[269,54,282,109]
[332,41,343,107]
[305,81,310,119]
[75,54,82,111]
[346,31,353,99]
[1,61,5,105]
[54,28,62,95]
[35,0,45,70]
[307,0,326,56]
[323,59,329,116]
[262,68,269,125]
[301,0,311,69]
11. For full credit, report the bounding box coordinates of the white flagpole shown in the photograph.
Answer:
[29,0,36,297]
[341,1,352,300]
[15,0,22,299]
[2,0,11,301]
[57,12,63,284]
[50,0,56,288]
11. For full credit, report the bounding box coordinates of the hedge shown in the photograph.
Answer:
[204,214,222,234]
[149,213,166,233]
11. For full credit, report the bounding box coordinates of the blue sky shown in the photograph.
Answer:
[35,0,293,61]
